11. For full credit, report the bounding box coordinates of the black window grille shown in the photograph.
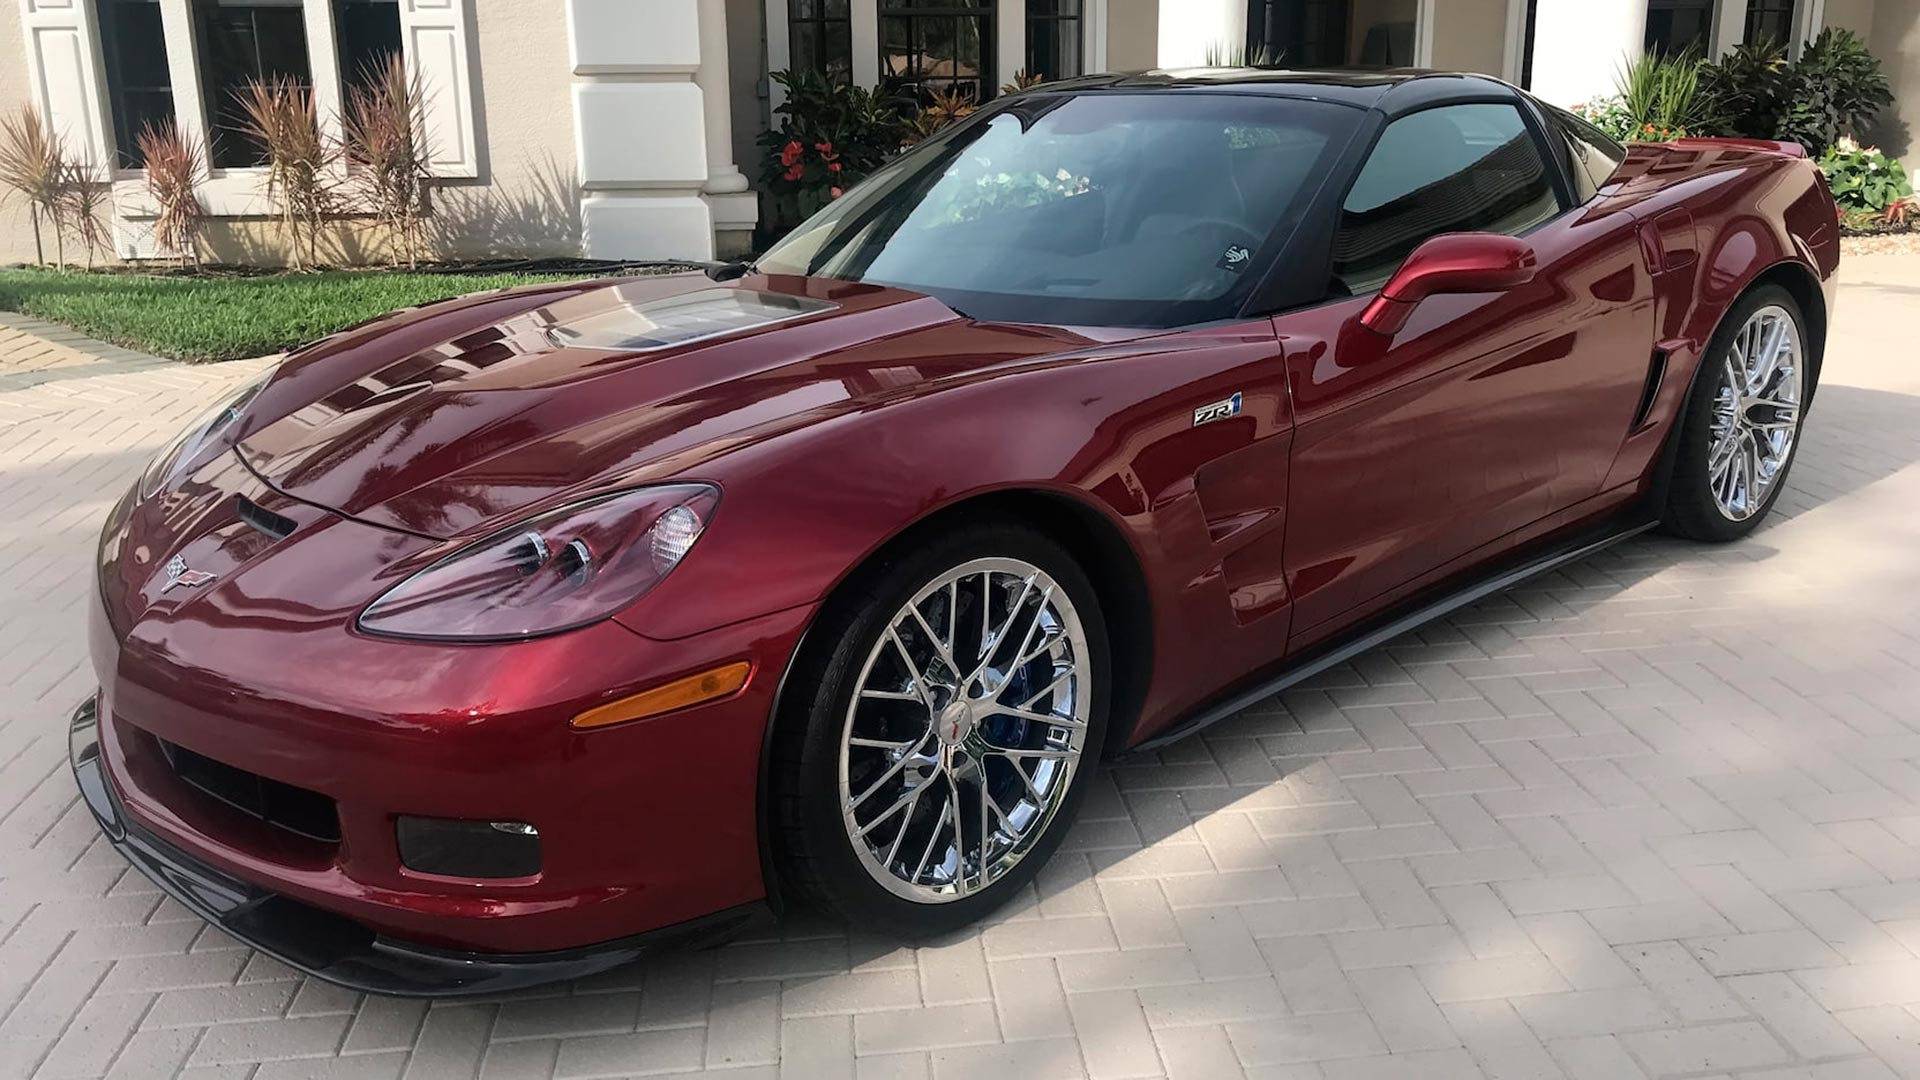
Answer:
[790,0,854,83]
[1025,0,1081,83]
[1744,0,1796,47]
[880,0,995,106]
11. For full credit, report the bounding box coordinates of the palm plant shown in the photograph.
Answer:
[236,76,335,270]
[1203,40,1282,66]
[1618,49,1708,137]
[136,120,206,268]
[0,105,70,267]
[905,86,978,146]
[343,53,434,268]
[60,163,112,269]
[1000,70,1045,96]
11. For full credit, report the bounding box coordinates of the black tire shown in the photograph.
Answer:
[769,521,1111,938]
[1662,283,1814,542]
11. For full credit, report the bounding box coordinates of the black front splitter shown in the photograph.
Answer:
[69,696,768,997]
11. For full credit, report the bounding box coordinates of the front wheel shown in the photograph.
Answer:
[770,523,1109,937]
[1663,285,1812,542]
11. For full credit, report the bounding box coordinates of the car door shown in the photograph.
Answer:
[1279,99,1655,646]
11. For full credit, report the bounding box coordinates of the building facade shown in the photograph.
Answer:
[2,0,1916,268]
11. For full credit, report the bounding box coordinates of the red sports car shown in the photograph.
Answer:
[73,69,1837,995]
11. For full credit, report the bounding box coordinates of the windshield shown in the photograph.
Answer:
[755,91,1360,327]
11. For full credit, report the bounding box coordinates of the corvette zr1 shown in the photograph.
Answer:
[72,69,1837,994]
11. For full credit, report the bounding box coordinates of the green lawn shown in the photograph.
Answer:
[0,268,597,362]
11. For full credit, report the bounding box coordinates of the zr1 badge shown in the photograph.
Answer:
[1192,392,1242,427]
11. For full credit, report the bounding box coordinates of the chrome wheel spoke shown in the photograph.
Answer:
[984,705,1085,734]
[1706,305,1803,523]
[839,557,1091,904]
[857,779,927,838]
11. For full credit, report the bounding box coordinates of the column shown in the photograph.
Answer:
[1529,0,1649,107]
[566,0,716,260]
[1714,0,1752,57]
[696,0,759,256]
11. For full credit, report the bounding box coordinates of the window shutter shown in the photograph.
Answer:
[19,0,113,175]
[399,0,480,178]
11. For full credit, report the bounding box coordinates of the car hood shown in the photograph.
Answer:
[235,273,1118,539]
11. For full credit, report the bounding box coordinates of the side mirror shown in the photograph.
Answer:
[1358,233,1538,337]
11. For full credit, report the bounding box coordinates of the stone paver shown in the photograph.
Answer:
[3,259,1920,1078]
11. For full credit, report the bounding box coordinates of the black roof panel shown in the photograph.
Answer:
[1045,68,1521,112]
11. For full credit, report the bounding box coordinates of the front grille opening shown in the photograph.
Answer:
[157,739,341,844]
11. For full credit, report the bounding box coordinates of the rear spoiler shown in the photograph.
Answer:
[1658,137,1808,159]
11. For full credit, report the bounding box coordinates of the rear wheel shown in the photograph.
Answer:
[770,523,1109,936]
[1663,285,1811,541]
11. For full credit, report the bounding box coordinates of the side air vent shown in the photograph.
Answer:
[1629,349,1670,433]
[235,495,297,540]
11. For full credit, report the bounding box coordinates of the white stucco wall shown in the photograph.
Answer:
[1107,0,1161,70]
[1866,0,1920,170]
[0,0,582,267]
[0,7,39,266]
[428,0,581,259]
[1530,0,1646,106]
[1430,0,1512,78]
[1156,0,1243,66]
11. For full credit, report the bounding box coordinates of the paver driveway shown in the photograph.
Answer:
[4,260,1920,1080]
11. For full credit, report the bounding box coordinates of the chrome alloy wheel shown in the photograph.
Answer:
[1708,304,1804,522]
[838,558,1091,903]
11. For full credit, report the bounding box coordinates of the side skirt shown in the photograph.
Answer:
[1127,517,1658,755]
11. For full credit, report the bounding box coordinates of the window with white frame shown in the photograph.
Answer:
[788,0,854,83]
[1645,0,1713,55]
[192,0,314,167]
[1743,0,1795,46]
[97,0,174,168]
[881,1,997,105]
[334,0,403,99]
[47,0,475,192]
[1025,0,1081,82]
[767,0,1102,108]
[1245,0,1417,67]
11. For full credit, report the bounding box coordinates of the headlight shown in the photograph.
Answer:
[357,484,719,641]
[138,369,275,499]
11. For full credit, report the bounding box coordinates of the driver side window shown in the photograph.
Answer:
[1331,103,1562,296]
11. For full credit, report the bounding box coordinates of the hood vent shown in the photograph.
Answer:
[543,285,835,353]
[235,495,297,541]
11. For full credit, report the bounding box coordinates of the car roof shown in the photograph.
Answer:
[1039,68,1524,113]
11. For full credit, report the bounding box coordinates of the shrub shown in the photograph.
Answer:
[758,69,908,226]
[1695,29,1890,157]
[904,86,978,147]
[1570,97,1681,143]
[1001,71,1045,95]
[236,76,336,270]
[1617,50,1708,136]
[343,53,434,268]
[1698,41,1791,141]
[1818,135,1912,213]
[135,120,206,267]
[0,105,69,267]
[1779,28,1893,157]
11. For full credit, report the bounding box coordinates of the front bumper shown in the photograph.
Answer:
[72,697,767,996]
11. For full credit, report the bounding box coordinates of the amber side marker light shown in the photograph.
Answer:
[571,661,752,729]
